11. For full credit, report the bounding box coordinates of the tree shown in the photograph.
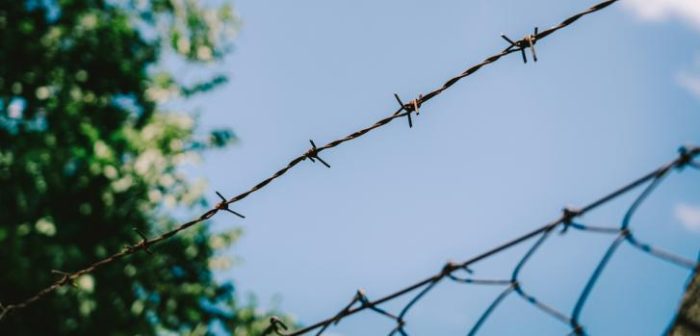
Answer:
[670,271,700,335]
[0,1,285,334]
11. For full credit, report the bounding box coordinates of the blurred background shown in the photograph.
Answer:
[1,0,699,335]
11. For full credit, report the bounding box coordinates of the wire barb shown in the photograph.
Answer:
[305,140,331,168]
[0,303,9,321]
[215,191,245,218]
[677,145,700,170]
[133,228,153,254]
[51,270,76,287]
[393,93,423,128]
[502,27,539,63]
[263,316,290,336]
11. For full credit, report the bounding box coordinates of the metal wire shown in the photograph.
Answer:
[263,146,700,336]
[0,0,630,321]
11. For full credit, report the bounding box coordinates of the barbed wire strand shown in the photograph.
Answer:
[262,146,700,336]
[0,0,634,322]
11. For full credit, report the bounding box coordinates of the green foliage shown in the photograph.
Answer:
[0,1,287,334]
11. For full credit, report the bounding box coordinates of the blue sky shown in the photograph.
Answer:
[186,0,700,334]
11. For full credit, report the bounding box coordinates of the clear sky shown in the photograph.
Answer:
[187,0,700,334]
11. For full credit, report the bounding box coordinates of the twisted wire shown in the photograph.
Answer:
[0,0,628,320]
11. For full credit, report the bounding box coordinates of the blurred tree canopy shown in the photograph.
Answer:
[0,0,288,334]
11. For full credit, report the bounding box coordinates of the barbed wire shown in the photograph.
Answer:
[0,0,628,322]
[262,146,700,336]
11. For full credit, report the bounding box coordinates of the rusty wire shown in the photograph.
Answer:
[262,146,700,336]
[1,0,629,322]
